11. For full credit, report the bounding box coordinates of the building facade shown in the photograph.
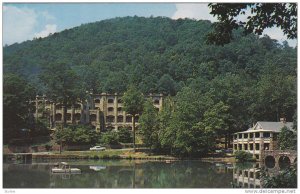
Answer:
[33,93,163,132]
[233,120,293,161]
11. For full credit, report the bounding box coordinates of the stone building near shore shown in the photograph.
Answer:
[232,119,293,161]
[33,93,163,132]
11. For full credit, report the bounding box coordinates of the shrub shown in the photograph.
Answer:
[101,131,119,145]
[118,127,133,143]
[234,150,255,162]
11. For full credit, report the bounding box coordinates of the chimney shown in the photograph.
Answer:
[280,117,286,123]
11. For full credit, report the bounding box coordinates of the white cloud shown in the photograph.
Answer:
[172,3,217,22]
[40,11,56,20]
[262,27,297,47]
[3,5,57,45]
[34,24,57,38]
[3,5,38,45]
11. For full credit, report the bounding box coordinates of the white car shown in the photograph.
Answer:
[89,146,106,151]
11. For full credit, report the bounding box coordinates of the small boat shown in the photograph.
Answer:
[51,162,81,174]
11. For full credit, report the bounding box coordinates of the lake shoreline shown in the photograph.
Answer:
[4,150,236,163]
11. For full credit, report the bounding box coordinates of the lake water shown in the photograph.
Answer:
[3,159,265,188]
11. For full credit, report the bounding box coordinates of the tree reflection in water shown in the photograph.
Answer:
[4,160,234,188]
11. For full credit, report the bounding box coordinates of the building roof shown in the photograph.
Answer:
[235,121,293,134]
[254,121,293,133]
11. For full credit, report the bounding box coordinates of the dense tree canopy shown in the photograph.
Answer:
[3,16,297,153]
[207,3,297,45]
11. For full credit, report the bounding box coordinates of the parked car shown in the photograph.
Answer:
[89,146,106,151]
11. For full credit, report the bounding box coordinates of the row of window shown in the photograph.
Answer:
[54,113,139,123]
[94,98,160,104]
[234,143,270,151]
[234,132,271,139]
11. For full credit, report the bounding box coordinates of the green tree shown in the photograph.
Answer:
[198,101,231,148]
[3,73,36,142]
[139,100,159,150]
[118,127,133,143]
[207,3,297,45]
[101,131,119,145]
[278,126,297,150]
[122,86,144,151]
[40,62,84,126]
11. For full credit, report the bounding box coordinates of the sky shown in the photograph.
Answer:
[3,3,297,47]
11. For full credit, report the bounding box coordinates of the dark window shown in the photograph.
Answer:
[263,132,270,138]
[66,113,71,121]
[108,99,114,103]
[154,99,159,105]
[117,107,122,112]
[108,107,114,112]
[244,144,248,150]
[255,143,260,150]
[239,134,242,139]
[250,133,253,138]
[126,116,132,123]
[75,113,81,121]
[255,132,260,138]
[95,99,100,103]
[90,114,96,122]
[244,133,248,138]
[250,144,253,150]
[55,113,62,121]
[117,116,123,123]
[106,116,115,123]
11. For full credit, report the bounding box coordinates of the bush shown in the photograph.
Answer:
[101,131,119,145]
[234,150,255,162]
[261,164,297,188]
[118,127,133,143]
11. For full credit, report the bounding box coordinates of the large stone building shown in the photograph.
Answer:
[33,93,163,132]
[232,119,293,161]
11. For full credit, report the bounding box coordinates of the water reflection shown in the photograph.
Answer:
[232,163,263,188]
[4,160,234,188]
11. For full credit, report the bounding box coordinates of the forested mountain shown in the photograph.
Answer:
[3,16,297,131]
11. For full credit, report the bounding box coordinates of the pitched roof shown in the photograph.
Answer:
[253,121,293,133]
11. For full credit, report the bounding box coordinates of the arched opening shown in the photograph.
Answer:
[74,113,81,121]
[279,156,291,169]
[117,107,122,112]
[108,107,114,112]
[154,99,160,105]
[265,156,276,168]
[94,99,100,104]
[106,116,115,123]
[126,116,132,123]
[55,113,62,121]
[117,116,124,123]
[108,99,114,104]
[90,114,96,122]
[66,113,71,121]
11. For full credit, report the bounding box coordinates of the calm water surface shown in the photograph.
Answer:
[3,160,262,188]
